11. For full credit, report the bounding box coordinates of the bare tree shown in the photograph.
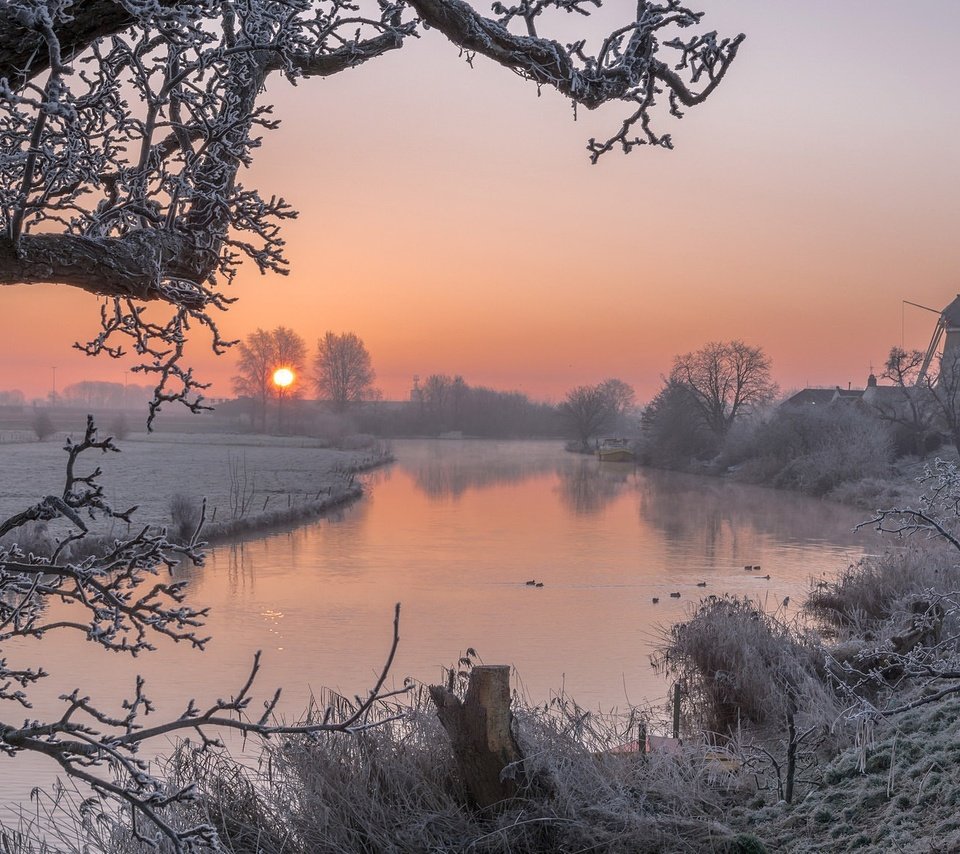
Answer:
[232,326,307,430]
[0,417,407,851]
[313,331,376,412]
[558,383,617,449]
[0,1,742,421]
[875,347,938,456]
[599,377,636,419]
[670,340,778,438]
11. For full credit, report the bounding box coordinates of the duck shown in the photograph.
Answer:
[669,592,681,598]
[760,574,771,580]
[696,581,707,587]
[743,565,753,570]
[525,580,537,586]
[652,597,659,604]
[753,565,762,571]
[535,582,544,588]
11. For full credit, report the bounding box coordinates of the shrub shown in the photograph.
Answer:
[736,405,894,496]
[31,410,55,441]
[655,596,834,735]
[806,546,960,632]
[168,492,202,542]
[109,413,130,440]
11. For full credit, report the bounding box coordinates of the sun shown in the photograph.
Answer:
[272,367,295,388]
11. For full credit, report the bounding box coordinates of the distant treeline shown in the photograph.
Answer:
[357,375,564,438]
[0,382,155,409]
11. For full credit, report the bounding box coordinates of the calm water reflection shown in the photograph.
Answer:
[2,439,878,804]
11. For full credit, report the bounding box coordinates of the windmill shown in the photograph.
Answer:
[911,295,960,385]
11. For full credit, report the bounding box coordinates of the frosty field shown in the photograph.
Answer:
[0,429,386,539]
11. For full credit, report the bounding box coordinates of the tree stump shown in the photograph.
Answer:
[429,664,524,809]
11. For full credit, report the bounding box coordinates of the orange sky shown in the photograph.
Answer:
[3,0,959,406]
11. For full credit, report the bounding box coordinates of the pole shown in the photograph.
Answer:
[672,683,682,740]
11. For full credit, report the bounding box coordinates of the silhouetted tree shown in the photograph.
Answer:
[232,327,307,430]
[313,332,377,412]
[670,340,778,437]
[558,384,615,449]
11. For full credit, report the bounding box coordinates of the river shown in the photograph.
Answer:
[1,438,880,808]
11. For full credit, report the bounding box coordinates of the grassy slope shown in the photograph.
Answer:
[733,697,960,852]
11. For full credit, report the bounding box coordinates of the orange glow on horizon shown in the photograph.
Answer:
[1,4,959,406]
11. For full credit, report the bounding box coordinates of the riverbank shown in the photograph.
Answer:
[0,430,393,546]
[628,449,932,512]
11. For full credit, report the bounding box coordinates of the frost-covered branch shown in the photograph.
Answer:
[410,0,743,161]
[857,459,960,553]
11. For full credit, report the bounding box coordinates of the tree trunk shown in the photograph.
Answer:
[785,712,797,804]
[429,665,524,809]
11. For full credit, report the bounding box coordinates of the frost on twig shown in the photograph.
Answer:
[0,416,408,852]
[0,1,741,424]
[857,459,960,554]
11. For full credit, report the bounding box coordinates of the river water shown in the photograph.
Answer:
[1,439,879,807]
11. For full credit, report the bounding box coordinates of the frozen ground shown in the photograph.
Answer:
[0,429,389,539]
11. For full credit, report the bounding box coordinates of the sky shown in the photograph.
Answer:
[3,0,960,405]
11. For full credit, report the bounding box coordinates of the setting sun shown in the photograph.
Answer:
[273,367,295,388]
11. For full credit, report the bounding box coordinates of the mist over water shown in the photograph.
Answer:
[1,439,878,806]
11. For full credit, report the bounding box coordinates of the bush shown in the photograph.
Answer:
[806,546,960,632]
[655,596,834,734]
[735,405,894,496]
[168,492,202,542]
[31,410,55,441]
[109,413,130,440]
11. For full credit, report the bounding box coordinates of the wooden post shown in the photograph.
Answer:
[672,682,682,740]
[429,665,524,809]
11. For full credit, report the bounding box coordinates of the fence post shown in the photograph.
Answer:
[672,682,682,740]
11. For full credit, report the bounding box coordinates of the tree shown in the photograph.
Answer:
[641,378,718,464]
[557,380,633,450]
[876,347,938,456]
[232,326,307,430]
[0,1,742,422]
[598,377,636,420]
[313,331,377,412]
[881,346,960,457]
[669,340,778,438]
